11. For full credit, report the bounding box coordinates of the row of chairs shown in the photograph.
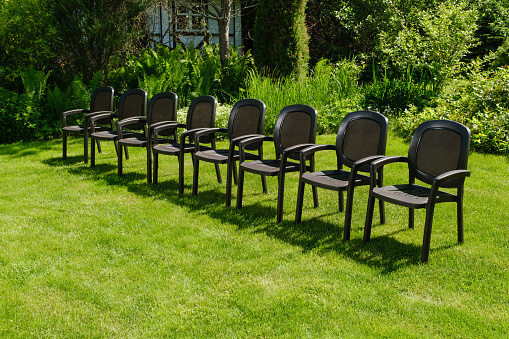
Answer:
[62,86,471,263]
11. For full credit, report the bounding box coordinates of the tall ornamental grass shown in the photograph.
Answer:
[245,59,362,134]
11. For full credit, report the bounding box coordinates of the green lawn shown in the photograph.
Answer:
[0,133,508,338]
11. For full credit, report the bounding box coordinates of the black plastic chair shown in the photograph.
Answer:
[192,99,267,206]
[90,88,147,167]
[117,92,178,183]
[296,110,388,240]
[236,104,318,223]
[151,95,218,194]
[62,86,114,164]
[363,120,471,263]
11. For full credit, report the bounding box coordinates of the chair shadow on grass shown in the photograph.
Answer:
[47,153,438,273]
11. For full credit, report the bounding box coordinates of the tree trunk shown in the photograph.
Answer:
[218,0,233,68]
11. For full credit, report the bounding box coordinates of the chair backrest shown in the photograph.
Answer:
[228,99,266,150]
[186,95,217,143]
[148,91,178,139]
[118,88,147,130]
[273,104,318,160]
[336,110,388,171]
[408,120,471,188]
[90,86,114,112]
[148,91,178,125]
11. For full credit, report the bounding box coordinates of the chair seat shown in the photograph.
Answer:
[372,184,457,209]
[240,159,300,176]
[118,137,147,147]
[153,143,212,156]
[63,125,86,133]
[195,149,259,164]
[301,170,370,191]
[91,130,119,140]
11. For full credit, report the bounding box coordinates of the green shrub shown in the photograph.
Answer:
[379,0,478,90]
[394,64,509,154]
[110,44,253,107]
[0,88,22,143]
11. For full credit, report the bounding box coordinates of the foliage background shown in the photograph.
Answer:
[0,0,509,154]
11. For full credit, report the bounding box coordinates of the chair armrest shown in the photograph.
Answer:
[367,156,409,188]
[62,109,91,127]
[89,112,116,125]
[238,135,272,150]
[118,117,147,138]
[427,169,471,201]
[299,144,335,160]
[85,110,116,120]
[227,134,266,159]
[298,144,335,173]
[62,108,89,118]
[282,143,316,158]
[148,121,178,130]
[281,143,316,173]
[238,135,273,162]
[152,122,179,145]
[370,156,408,173]
[118,117,146,128]
[180,127,208,145]
[432,170,471,188]
[194,127,227,145]
[193,128,228,152]
[230,134,265,147]
[351,155,388,172]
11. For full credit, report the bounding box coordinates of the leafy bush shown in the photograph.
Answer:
[394,64,509,154]
[0,88,22,143]
[379,0,478,89]
[0,68,108,143]
[110,44,253,107]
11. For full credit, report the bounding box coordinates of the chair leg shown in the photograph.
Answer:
[124,146,129,160]
[118,145,123,176]
[338,191,344,212]
[258,147,267,194]
[63,131,68,160]
[312,186,319,208]
[363,193,376,243]
[232,161,238,185]
[84,132,89,164]
[379,200,386,224]
[147,147,152,184]
[96,139,102,153]
[310,157,319,208]
[113,140,119,157]
[226,159,234,207]
[421,203,436,263]
[408,208,415,229]
[178,153,185,195]
[295,180,306,224]
[236,167,245,209]
[153,152,159,184]
[192,159,199,195]
[344,187,354,241]
[276,171,286,223]
[457,186,465,244]
[215,163,222,184]
[261,175,268,194]
[377,168,385,224]
[91,137,96,167]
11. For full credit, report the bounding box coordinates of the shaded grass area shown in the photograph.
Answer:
[0,133,508,337]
